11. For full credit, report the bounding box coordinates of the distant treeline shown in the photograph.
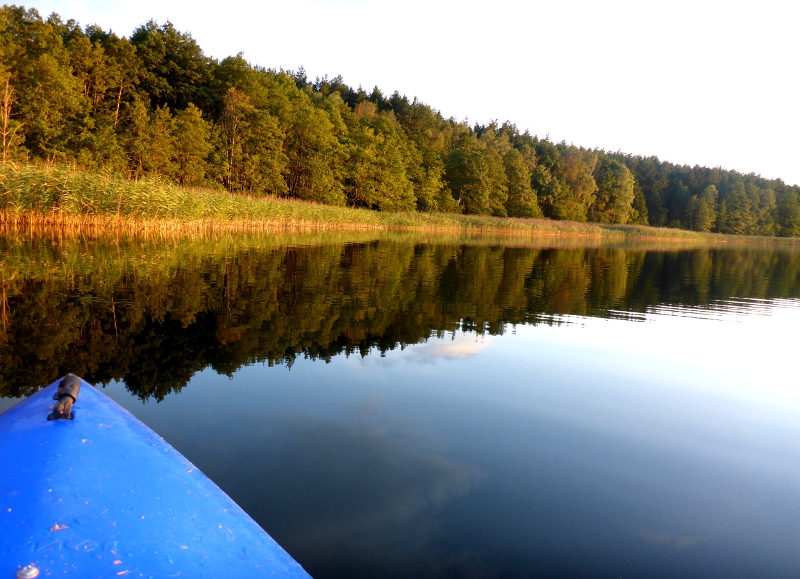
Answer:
[2,235,799,399]
[2,5,799,236]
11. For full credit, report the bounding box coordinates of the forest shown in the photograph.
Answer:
[2,5,800,236]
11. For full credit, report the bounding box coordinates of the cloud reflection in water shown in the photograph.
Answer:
[204,413,486,578]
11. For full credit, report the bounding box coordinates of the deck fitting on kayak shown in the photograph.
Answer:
[16,565,39,579]
[48,374,81,420]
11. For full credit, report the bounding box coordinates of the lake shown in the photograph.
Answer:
[1,231,799,578]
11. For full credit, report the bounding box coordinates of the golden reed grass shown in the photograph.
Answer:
[1,163,798,246]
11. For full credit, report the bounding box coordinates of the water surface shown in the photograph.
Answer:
[1,233,799,577]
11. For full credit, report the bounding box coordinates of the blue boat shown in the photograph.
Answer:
[0,375,312,578]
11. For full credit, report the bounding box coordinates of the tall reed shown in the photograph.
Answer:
[2,163,797,244]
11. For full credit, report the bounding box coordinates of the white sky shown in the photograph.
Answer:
[29,0,800,186]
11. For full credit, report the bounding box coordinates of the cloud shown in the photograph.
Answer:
[635,530,704,551]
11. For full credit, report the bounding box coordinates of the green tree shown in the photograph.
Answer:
[406,145,450,212]
[258,74,345,204]
[776,191,800,237]
[384,95,454,211]
[282,100,344,204]
[484,146,508,217]
[538,146,597,222]
[146,105,176,176]
[343,104,415,211]
[123,97,150,178]
[62,25,118,116]
[477,122,513,157]
[590,157,636,224]
[122,101,177,178]
[630,180,649,225]
[752,184,776,236]
[73,118,127,173]
[685,185,718,232]
[503,148,542,218]
[445,133,507,216]
[99,34,141,128]
[686,197,710,232]
[720,182,756,234]
[172,103,211,186]
[130,20,212,110]
[619,155,668,226]
[559,147,598,219]
[0,72,25,164]
[0,7,86,159]
[216,88,286,195]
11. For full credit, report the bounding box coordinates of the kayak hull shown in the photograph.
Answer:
[0,377,311,578]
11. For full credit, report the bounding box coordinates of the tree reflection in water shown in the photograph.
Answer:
[1,232,798,399]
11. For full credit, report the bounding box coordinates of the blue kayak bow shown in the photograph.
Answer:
[0,375,311,578]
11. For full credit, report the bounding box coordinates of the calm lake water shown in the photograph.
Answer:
[2,232,800,578]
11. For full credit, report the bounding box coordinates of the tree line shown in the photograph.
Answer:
[1,5,799,235]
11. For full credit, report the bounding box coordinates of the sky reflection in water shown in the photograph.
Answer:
[102,297,800,578]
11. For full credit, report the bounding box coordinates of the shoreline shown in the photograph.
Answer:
[3,211,799,249]
[1,164,798,246]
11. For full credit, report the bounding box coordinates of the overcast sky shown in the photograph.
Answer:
[29,0,800,186]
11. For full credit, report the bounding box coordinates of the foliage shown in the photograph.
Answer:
[446,133,507,216]
[503,149,542,218]
[0,5,798,236]
[4,165,759,243]
[590,157,635,224]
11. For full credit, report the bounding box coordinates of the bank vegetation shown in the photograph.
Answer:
[2,5,800,238]
[5,163,795,246]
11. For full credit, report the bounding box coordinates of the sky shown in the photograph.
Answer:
[28,0,800,186]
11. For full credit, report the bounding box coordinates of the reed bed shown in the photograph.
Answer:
[1,163,797,246]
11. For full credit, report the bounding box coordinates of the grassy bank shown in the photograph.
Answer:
[1,163,795,245]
